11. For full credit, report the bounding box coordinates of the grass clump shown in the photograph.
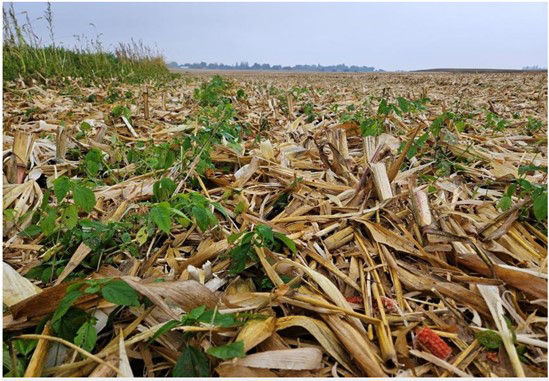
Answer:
[2,3,173,83]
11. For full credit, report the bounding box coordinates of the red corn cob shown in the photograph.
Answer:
[415,327,452,360]
[345,295,363,304]
[380,296,398,314]
[485,351,500,363]
[370,296,398,314]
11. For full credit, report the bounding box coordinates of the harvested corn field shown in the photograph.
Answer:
[3,70,548,377]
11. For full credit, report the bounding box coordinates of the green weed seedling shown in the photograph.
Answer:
[18,176,97,240]
[525,117,543,135]
[149,180,225,235]
[498,166,547,225]
[485,111,508,132]
[46,278,140,354]
[226,224,296,275]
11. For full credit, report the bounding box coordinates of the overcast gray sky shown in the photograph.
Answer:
[6,2,548,71]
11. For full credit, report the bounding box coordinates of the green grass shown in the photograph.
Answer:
[3,3,174,83]
[3,44,174,83]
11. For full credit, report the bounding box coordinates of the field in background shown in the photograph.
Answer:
[2,68,548,377]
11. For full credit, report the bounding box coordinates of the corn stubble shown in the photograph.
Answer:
[2,70,547,377]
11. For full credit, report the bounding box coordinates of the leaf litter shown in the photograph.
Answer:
[2,71,548,377]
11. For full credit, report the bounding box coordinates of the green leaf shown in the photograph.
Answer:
[153,178,176,202]
[515,179,532,192]
[14,338,37,356]
[73,185,96,213]
[259,276,274,290]
[187,305,207,320]
[86,161,100,177]
[526,117,542,134]
[74,319,97,352]
[504,316,517,344]
[228,231,246,244]
[80,121,92,132]
[40,189,51,211]
[19,224,42,237]
[192,206,210,233]
[397,97,409,113]
[497,195,512,212]
[40,207,57,237]
[273,232,297,254]
[255,224,273,245]
[3,208,15,222]
[84,149,103,177]
[360,118,383,137]
[533,192,547,222]
[150,203,172,234]
[66,281,86,293]
[84,284,100,294]
[61,204,78,229]
[377,99,389,115]
[430,113,448,137]
[112,105,131,120]
[240,232,255,245]
[234,201,245,215]
[173,345,210,377]
[407,131,429,159]
[212,202,229,218]
[150,320,182,342]
[206,341,245,359]
[228,243,252,275]
[476,330,503,349]
[52,289,82,324]
[101,280,140,307]
[52,307,89,341]
[121,232,131,243]
[516,344,529,363]
[53,176,71,203]
[206,210,219,230]
[197,309,236,327]
[518,164,547,175]
[3,342,25,377]
[135,226,148,246]
[175,214,192,228]
[505,184,517,197]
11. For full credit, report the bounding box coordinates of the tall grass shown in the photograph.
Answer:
[2,3,173,83]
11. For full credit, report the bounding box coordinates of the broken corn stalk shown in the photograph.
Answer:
[370,162,393,201]
[411,187,432,227]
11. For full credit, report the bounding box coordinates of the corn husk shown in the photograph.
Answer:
[3,262,41,306]
[233,348,323,370]
[118,332,133,377]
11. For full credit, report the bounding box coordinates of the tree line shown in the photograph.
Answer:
[168,61,383,72]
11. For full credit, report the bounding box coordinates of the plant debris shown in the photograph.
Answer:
[3,71,547,377]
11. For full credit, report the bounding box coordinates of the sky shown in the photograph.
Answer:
[5,1,548,71]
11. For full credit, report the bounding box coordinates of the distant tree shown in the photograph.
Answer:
[178,61,380,72]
